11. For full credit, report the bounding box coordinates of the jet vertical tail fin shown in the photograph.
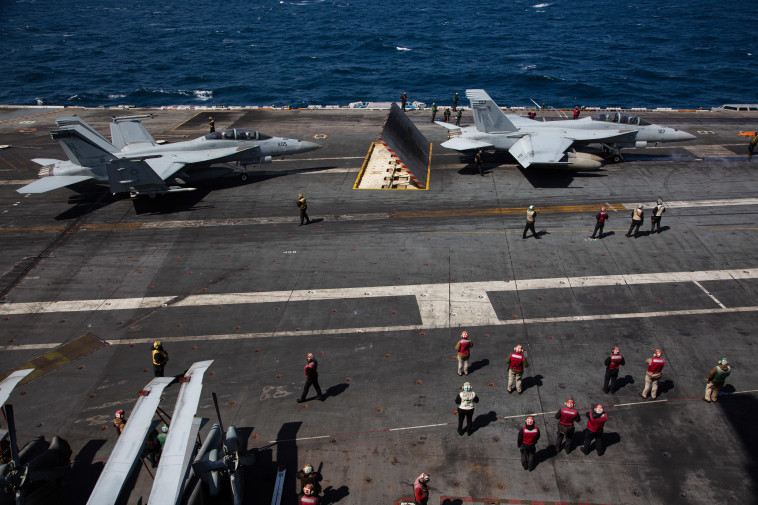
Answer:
[51,126,118,168]
[110,116,158,149]
[466,89,518,133]
[55,117,115,147]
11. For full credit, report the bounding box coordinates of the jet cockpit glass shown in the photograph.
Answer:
[591,113,651,126]
[203,129,273,140]
[591,113,620,123]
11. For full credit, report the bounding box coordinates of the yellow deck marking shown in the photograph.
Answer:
[0,333,107,384]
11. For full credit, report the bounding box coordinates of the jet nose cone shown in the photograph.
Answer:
[674,130,696,141]
[299,141,321,153]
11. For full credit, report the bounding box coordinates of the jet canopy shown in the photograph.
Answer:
[590,112,651,126]
[203,129,272,140]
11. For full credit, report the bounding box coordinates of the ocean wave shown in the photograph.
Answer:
[396,47,411,52]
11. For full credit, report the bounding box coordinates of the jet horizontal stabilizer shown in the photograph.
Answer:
[18,175,94,194]
[441,137,494,151]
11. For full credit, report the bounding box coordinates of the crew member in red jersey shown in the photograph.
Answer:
[581,404,608,456]
[517,416,540,471]
[640,349,665,399]
[554,398,579,453]
[507,345,529,394]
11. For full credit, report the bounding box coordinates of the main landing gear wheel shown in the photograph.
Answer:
[240,173,248,182]
[611,154,622,163]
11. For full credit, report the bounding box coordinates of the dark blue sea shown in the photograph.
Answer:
[1,0,756,109]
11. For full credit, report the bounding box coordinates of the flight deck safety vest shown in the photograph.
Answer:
[647,358,665,374]
[152,349,167,366]
[608,354,624,371]
[587,412,607,433]
[712,366,731,383]
[457,338,471,356]
[304,360,318,378]
[509,353,525,372]
[459,391,476,410]
[521,427,539,445]
[559,408,579,426]
[299,495,318,505]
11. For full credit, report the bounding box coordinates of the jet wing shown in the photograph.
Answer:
[510,130,637,168]
[434,121,462,130]
[0,369,34,408]
[509,133,574,168]
[17,175,94,194]
[441,137,494,151]
[86,377,173,505]
[148,360,213,505]
[142,146,262,180]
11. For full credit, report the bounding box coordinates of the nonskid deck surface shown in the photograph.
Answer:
[0,106,757,504]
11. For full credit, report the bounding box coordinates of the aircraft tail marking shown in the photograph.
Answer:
[466,89,518,133]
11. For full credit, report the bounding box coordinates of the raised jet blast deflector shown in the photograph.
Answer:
[378,103,430,189]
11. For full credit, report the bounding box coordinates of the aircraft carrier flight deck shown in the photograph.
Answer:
[0,104,757,505]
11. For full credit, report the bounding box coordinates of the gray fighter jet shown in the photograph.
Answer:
[438,89,695,170]
[18,115,321,197]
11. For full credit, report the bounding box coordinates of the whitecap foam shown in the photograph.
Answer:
[532,3,551,8]
[396,47,411,51]
[194,90,213,101]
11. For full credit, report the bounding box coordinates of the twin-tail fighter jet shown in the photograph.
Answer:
[437,89,695,170]
[18,115,321,197]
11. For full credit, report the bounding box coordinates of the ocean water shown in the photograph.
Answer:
[1,0,756,109]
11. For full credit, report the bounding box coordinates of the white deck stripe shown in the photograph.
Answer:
[693,280,726,309]
[4,305,758,352]
[1,267,753,317]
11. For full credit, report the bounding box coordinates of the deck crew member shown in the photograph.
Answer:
[517,416,540,470]
[650,198,666,234]
[158,425,168,448]
[581,404,608,456]
[626,205,644,238]
[431,103,438,123]
[299,484,320,505]
[455,331,473,376]
[297,193,311,226]
[554,398,578,453]
[590,206,609,239]
[603,346,625,394]
[749,132,757,156]
[444,108,451,123]
[640,349,665,399]
[297,353,324,403]
[455,109,462,126]
[113,410,126,437]
[401,92,407,112]
[474,149,484,176]
[297,463,323,495]
[704,357,731,402]
[152,340,168,377]
[453,92,459,111]
[455,382,479,436]
[414,473,430,505]
[573,106,580,119]
[523,205,538,239]
[208,116,215,133]
[506,345,529,394]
